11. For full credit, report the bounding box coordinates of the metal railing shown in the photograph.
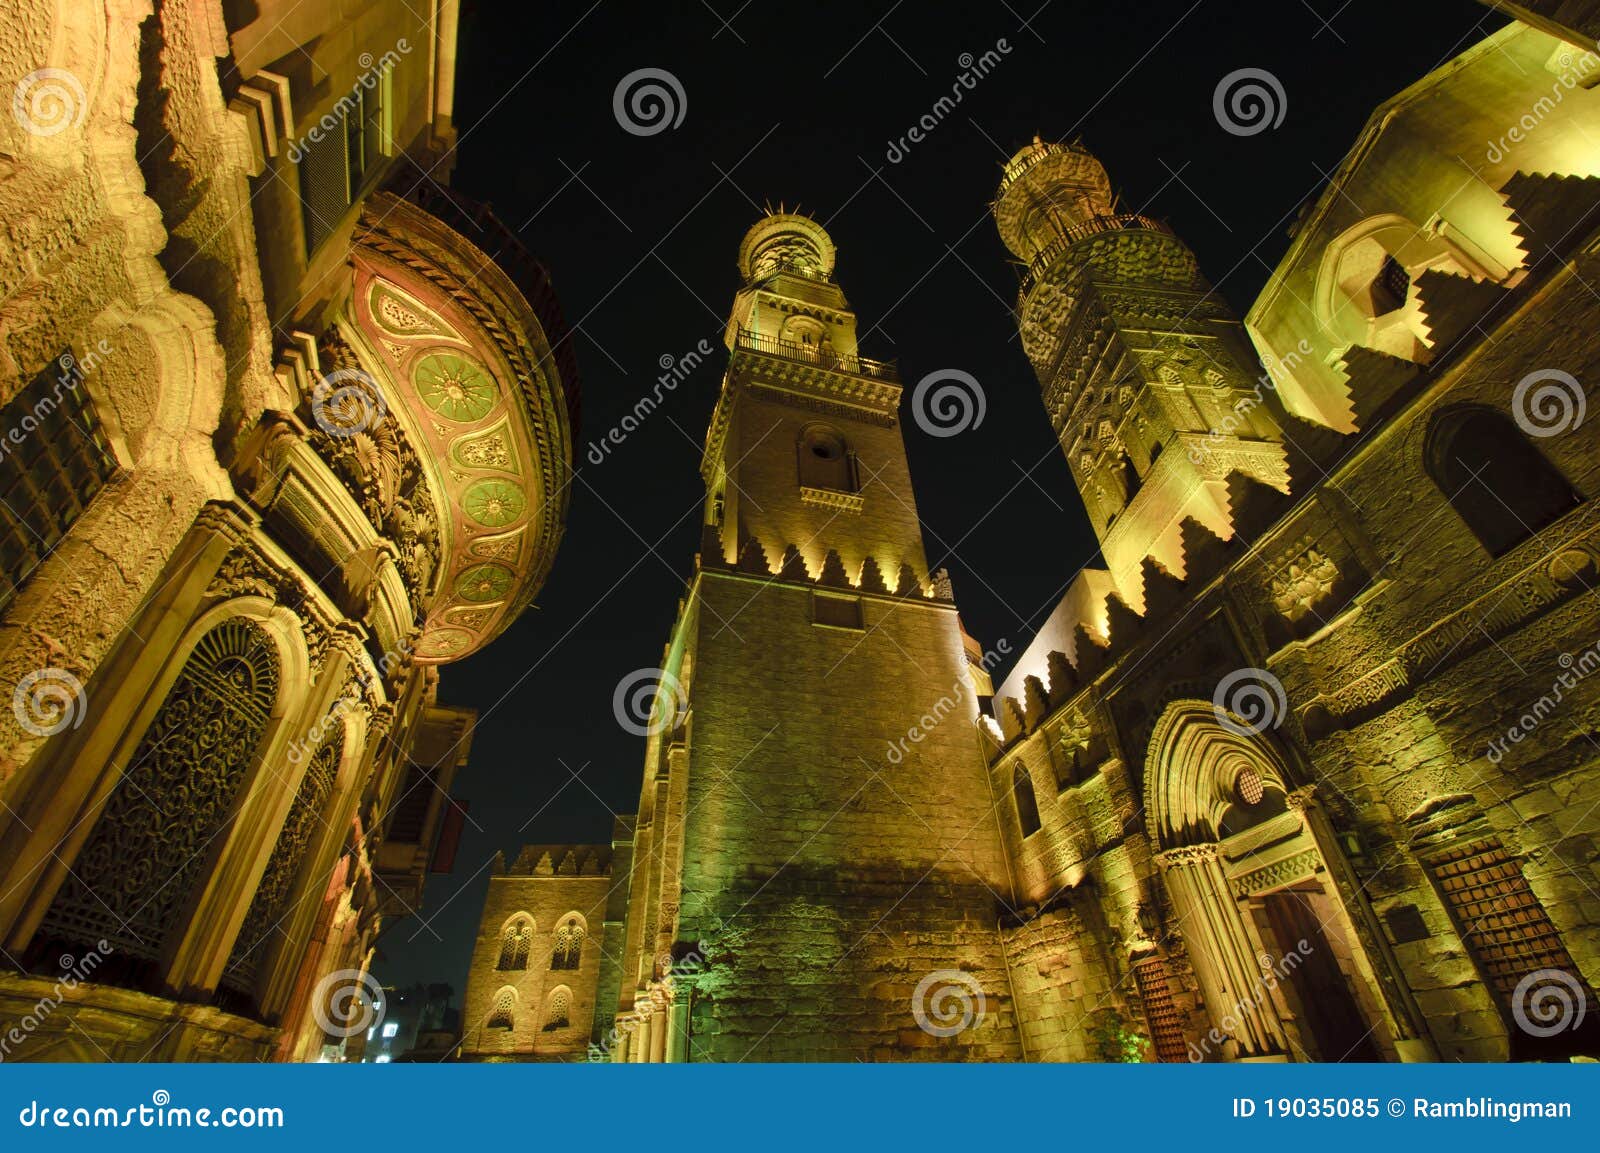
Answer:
[733,328,898,382]
[1016,213,1175,302]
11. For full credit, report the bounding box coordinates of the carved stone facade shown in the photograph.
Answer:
[0,0,574,1062]
[483,11,1600,1065]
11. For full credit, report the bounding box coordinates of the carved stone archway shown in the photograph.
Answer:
[1145,700,1433,1062]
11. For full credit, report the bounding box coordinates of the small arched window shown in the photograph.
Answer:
[1426,407,1579,557]
[497,916,533,970]
[551,916,585,970]
[544,986,571,1031]
[487,988,516,1031]
[797,424,856,493]
[1013,764,1042,838]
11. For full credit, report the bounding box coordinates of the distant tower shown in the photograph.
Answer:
[994,139,1291,607]
[611,213,1022,1062]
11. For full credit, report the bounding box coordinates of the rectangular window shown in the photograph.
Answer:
[0,353,119,611]
[811,591,863,630]
[298,68,393,256]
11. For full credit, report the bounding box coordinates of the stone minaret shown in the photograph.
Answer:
[612,213,1023,1062]
[994,139,1292,608]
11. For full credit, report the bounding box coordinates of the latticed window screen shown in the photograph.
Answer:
[551,919,584,970]
[544,987,571,1030]
[0,353,119,611]
[498,919,533,970]
[222,721,343,993]
[487,989,515,1030]
[40,618,280,965]
[1427,837,1590,1008]
[297,70,391,254]
[1131,954,1190,1063]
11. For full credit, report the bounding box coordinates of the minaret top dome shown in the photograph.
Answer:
[993,137,1116,261]
[737,212,836,283]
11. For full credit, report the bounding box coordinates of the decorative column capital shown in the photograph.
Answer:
[1155,842,1220,869]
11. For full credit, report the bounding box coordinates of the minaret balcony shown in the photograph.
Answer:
[733,327,899,383]
[1016,213,1175,304]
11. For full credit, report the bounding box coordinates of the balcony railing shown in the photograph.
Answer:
[1016,213,1175,302]
[733,328,899,382]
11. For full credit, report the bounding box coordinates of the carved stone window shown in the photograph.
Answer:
[39,617,281,970]
[551,918,584,970]
[544,986,571,1030]
[487,988,516,1030]
[498,917,534,970]
[0,351,120,612]
[222,720,343,993]
[797,424,855,493]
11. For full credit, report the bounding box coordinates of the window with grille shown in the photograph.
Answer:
[0,353,119,612]
[1426,837,1593,1023]
[487,988,516,1031]
[544,987,571,1030]
[498,917,533,970]
[1131,954,1190,1063]
[551,918,584,970]
[297,69,393,255]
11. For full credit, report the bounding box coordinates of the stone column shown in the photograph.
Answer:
[1157,843,1288,1060]
[666,978,694,1063]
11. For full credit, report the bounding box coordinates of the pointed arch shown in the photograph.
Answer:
[1143,699,1295,850]
[497,913,535,970]
[486,986,517,1030]
[551,911,586,970]
[543,984,572,1030]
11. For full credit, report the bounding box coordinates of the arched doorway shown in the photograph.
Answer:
[1145,701,1432,1062]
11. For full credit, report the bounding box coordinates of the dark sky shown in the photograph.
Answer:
[372,0,1508,995]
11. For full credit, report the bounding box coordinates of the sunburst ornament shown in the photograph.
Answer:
[415,353,497,422]
[463,479,526,527]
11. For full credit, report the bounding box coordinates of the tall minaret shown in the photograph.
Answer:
[994,139,1291,607]
[611,213,1023,1062]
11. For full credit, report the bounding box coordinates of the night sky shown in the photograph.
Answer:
[372,0,1508,997]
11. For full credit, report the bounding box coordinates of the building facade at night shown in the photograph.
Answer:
[470,11,1600,1062]
[0,0,576,1061]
